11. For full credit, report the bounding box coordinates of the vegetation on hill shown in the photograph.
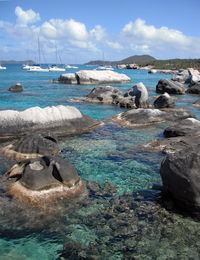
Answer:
[138,59,200,70]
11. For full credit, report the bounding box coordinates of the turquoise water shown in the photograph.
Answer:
[0,65,200,259]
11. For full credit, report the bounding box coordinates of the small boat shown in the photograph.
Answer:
[65,64,78,69]
[49,65,65,72]
[28,66,49,72]
[97,65,114,70]
[0,65,6,70]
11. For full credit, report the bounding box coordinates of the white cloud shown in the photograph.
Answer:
[106,40,123,50]
[15,6,40,25]
[90,25,106,41]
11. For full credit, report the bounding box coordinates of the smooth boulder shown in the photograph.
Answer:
[156,79,186,95]
[0,131,60,161]
[0,105,101,140]
[8,83,23,92]
[186,82,200,94]
[154,93,175,108]
[8,156,87,205]
[160,144,200,211]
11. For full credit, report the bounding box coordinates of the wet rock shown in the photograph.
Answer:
[8,83,24,92]
[0,105,101,140]
[0,131,60,161]
[156,79,186,95]
[193,98,200,107]
[164,118,200,137]
[160,144,200,212]
[8,156,88,206]
[112,108,194,128]
[186,82,200,94]
[154,93,175,108]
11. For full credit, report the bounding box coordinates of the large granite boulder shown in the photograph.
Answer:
[160,144,200,211]
[112,108,194,128]
[8,156,87,206]
[0,105,101,140]
[186,82,200,94]
[57,70,131,85]
[0,131,60,161]
[164,118,200,137]
[8,83,23,92]
[154,93,175,108]
[156,79,186,95]
[124,82,150,108]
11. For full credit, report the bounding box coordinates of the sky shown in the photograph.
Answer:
[0,0,200,64]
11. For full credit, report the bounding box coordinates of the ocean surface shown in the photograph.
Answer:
[0,65,199,259]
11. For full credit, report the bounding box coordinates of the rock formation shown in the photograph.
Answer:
[156,79,186,95]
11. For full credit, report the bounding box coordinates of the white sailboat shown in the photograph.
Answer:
[49,43,65,72]
[0,55,6,70]
[28,38,49,72]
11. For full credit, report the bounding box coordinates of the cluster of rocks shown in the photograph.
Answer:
[116,64,139,69]
[76,82,150,109]
[55,70,131,85]
[149,69,177,75]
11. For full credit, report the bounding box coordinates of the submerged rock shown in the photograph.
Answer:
[154,93,175,108]
[160,144,200,211]
[8,83,24,92]
[112,108,194,128]
[8,156,87,206]
[156,79,186,95]
[0,131,60,161]
[57,70,131,85]
[0,105,101,140]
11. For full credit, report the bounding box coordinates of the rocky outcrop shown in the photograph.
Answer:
[8,83,23,92]
[112,108,194,128]
[7,156,87,206]
[156,79,186,95]
[164,118,200,137]
[186,82,200,94]
[0,131,60,161]
[124,82,150,108]
[76,83,150,109]
[0,105,101,140]
[160,144,200,211]
[193,99,200,107]
[57,70,131,85]
[154,93,175,108]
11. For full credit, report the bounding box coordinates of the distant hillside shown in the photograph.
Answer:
[85,55,156,65]
[1,60,35,65]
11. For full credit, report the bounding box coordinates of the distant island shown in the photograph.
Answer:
[85,55,156,66]
[85,55,200,69]
[1,60,35,65]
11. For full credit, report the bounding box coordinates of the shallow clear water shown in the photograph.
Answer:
[0,65,200,259]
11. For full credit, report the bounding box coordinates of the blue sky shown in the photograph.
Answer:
[0,0,200,63]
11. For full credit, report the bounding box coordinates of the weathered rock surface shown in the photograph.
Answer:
[8,156,87,206]
[186,82,200,94]
[76,83,150,109]
[124,82,150,108]
[0,131,60,161]
[8,83,24,92]
[112,108,194,128]
[156,79,186,95]
[193,99,200,107]
[57,70,131,85]
[164,118,200,137]
[160,144,200,211]
[0,105,101,140]
[154,93,175,108]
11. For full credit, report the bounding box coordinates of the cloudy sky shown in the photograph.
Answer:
[0,0,200,63]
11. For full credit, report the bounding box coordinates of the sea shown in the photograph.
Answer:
[0,65,199,260]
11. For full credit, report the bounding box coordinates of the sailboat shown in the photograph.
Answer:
[49,43,65,72]
[0,55,6,70]
[28,38,49,72]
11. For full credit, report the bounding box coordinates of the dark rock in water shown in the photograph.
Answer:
[124,82,150,108]
[164,118,200,137]
[186,82,200,94]
[160,144,200,211]
[8,156,87,206]
[58,73,78,84]
[0,131,60,161]
[193,98,200,107]
[154,93,175,108]
[8,83,24,92]
[0,105,101,140]
[76,83,150,109]
[112,108,195,128]
[156,79,186,95]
